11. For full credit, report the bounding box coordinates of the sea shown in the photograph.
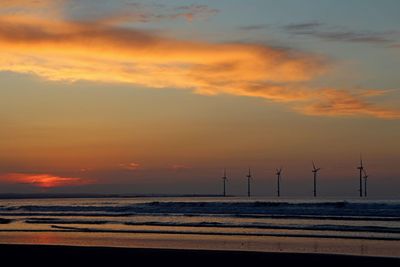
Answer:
[0,197,399,257]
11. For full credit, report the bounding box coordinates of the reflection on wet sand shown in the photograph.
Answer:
[0,231,399,258]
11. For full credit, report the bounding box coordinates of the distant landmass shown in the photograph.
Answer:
[0,193,221,199]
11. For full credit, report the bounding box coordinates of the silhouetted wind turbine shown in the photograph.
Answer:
[363,169,368,198]
[276,167,282,197]
[357,156,364,197]
[246,168,252,197]
[222,168,227,197]
[312,161,321,197]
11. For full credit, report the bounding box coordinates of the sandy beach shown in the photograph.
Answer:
[0,243,399,266]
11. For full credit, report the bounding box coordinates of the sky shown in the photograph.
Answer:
[0,0,399,197]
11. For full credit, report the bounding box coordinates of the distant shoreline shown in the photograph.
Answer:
[0,194,222,200]
[0,194,399,200]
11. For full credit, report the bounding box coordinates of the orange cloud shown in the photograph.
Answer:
[0,173,90,188]
[119,162,141,171]
[0,16,323,95]
[0,0,52,8]
[302,89,400,119]
[0,0,65,11]
[170,164,191,171]
[0,0,65,20]
[0,14,398,119]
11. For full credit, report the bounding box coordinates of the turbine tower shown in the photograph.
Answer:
[222,168,227,197]
[246,168,252,197]
[357,156,364,197]
[312,161,321,197]
[363,169,368,198]
[276,167,282,197]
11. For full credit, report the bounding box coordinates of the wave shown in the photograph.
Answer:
[1,212,399,223]
[123,221,400,234]
[21,217,400,234]
[2,201,400,218]
[0,218,13,224]
[25,218,109,225]
[49,225,400,241]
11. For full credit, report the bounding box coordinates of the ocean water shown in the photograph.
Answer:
[1,197,400,239]
[0,197,399,257]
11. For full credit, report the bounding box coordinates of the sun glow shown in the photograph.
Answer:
[0,173,89,188]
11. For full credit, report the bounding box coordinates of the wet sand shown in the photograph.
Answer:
[0,231,400,258]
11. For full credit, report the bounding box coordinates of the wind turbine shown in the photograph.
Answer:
[312,161,321,197]
[246,168,252,197]
[363,169,368,198]
[222,168,227,197]
[276,167,282,197]
[357,156,364,197]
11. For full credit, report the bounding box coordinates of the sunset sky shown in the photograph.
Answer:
[0,0,399,197]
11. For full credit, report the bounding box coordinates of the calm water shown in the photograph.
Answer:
[0,197,399,257]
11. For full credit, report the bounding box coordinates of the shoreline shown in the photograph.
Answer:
[1,227,399,241]
[0,244,399,266]
[0,231,399,258]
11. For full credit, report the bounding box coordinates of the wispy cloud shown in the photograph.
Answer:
[283,21,322,32]
[301,89,400,119]
[79,2,219,25]
[238,24,269,31]
[283,21,400,46]
[0,0,57,8]
[173,4,219,21]
[119,162,141,171]
[0,7,398,119]
[170,164,191,171]
[0,0,66,18]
